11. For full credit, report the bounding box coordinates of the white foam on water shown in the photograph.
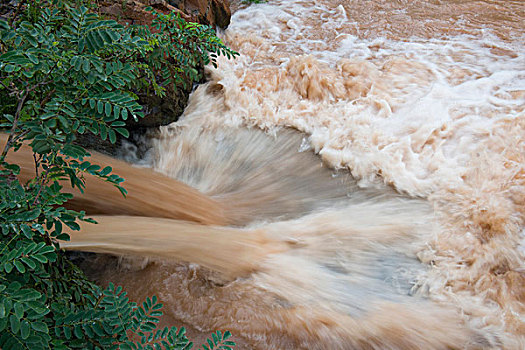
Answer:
[167,0,524,346]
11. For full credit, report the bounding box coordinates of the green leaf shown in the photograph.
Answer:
[26,301,47,314]
[86,164,101,173]
[14,260,26,273]
[22,70,35,78]
[31,254,48,264]
[82,59,90,73]
[74,57,83,71]
[31,321,48,334]
[108,129,116,144]
[10,314,21,333]
[111,120,126,127]
[63,326,72,339]
[21,257,36,270]
[117,186,127,197]
[99,166,112,176]
[55,233,70,241]
[26,53,39,64]
[91,323,104,336]
[0,317,7,332]
[100,124,108,140]
[57,114,70,128]
[78,37,86,52]
[14,302,24,319]
[20,224,33,239]
[20,320,30,339]
[105,62,113,75]
[73,324,83,338]
[105,102,112,117]
[93,30,105,48]
[107,30,120,41]
[25,208,41,221]
[121,108,128,120]
[64,221,80,231]
[115,127,129,138]
[14,293,41,309]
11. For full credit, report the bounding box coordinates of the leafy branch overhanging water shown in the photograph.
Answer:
[0,1,237,349]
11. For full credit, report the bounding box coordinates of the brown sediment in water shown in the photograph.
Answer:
[73,125,505,349]
[191,0,525,346]
[152,126,360,225]
[2,133,226,225]
[4,0,524,348]
[77,201,492,349]
[64,215,290,281]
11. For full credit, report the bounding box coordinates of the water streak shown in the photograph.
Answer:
[4,133,226,225]
[10,0,524,348]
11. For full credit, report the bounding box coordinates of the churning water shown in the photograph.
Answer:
[46,0,525,348]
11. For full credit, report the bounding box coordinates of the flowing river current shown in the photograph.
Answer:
[55,0,525,348]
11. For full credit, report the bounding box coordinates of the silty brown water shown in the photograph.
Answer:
[32,0,525,348]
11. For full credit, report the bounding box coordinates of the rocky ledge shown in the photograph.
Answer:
[98,0,231,29]
[99,0,231,128]
[77,0,232,154]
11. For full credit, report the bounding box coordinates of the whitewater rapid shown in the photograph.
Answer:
[68,0,524,348]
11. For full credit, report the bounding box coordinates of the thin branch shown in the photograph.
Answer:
[28,78,54,93]
[31,166,49,206]
[39,88,56,108]
[0,79,15,93]
[33,152,40,178]
[11,129,29,144]
[1,62,60,160]
[1,90,29,161]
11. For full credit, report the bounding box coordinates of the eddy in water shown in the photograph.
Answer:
[59,0,524,349]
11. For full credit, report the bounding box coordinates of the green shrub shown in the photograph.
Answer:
[140,7,237,91]
[0,2,237,349]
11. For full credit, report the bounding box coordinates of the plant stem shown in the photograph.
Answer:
[1,90,29,161]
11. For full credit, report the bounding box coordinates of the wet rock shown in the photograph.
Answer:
[129,83,193,130]
[95,0,232,135]
[98,0,189,26]
[98,0,231,32]
[75,131,122,156]
[169,0,231,29]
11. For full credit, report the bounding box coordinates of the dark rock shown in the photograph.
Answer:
[128,82,193,129]
[98,0,231,33]
[96,0,232,132]
[75,132,122,156]
[85,0,232,155]
[170,0,231,29]
[98,0,190,26]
